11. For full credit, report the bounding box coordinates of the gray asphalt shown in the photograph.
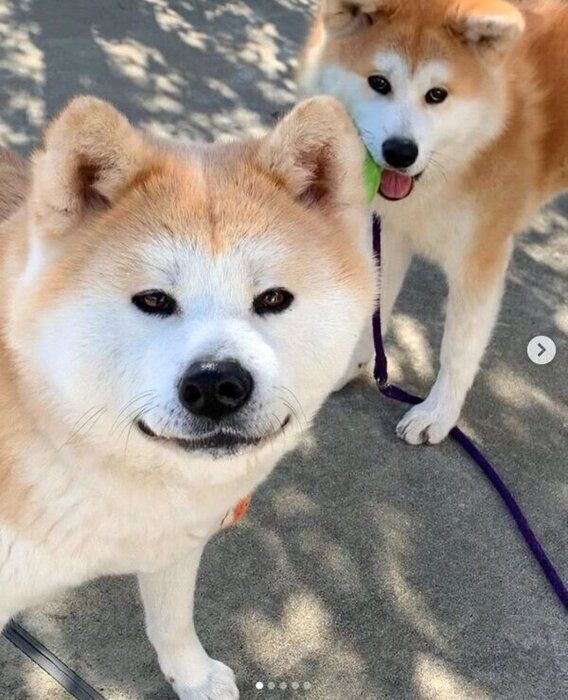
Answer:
[0,1,566,699]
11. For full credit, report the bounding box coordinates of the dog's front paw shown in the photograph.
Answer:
[396,399,458,445]
[174,659,239,700]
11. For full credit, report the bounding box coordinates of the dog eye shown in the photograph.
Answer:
[425,87,448,104]
[368,75,392,95]
[132,290,177,316]
[253,288,294,315]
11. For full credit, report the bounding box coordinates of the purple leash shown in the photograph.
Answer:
[371,216,568,610]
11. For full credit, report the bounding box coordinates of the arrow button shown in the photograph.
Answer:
[527,336,557,365]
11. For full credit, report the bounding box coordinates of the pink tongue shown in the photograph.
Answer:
[379,169,413,200]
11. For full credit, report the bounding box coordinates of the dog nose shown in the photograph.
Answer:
[382,137,419,169]
[178,359,253,421]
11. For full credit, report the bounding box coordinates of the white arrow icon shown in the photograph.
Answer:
[527,336,556,365]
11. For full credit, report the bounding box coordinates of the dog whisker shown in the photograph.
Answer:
[60,406,106,449]
[116,402,157,442]
[112,391,156,434]
[113,396,158,437]
[277,385,308,426]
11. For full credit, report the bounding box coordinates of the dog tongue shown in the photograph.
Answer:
[379,169,413,200]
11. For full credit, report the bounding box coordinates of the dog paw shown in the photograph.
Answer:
[396,400,458,445]
[174,659,239,700]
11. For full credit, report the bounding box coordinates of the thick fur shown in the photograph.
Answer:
[299,0,568,443]
[0,96,376,698]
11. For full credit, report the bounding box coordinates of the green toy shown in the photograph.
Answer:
[363,148,382,204]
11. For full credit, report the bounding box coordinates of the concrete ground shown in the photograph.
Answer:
[0,1,566,698]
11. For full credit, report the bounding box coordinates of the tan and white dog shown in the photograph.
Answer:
[299,0,568,443]
[0,96,376,698]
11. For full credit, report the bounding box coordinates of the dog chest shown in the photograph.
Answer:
[380,193,475,267]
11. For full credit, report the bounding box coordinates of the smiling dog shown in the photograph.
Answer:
[0,96,376,698]
[299,0,568,443]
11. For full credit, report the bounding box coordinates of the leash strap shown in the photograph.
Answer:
[371,216,567,610]
[2,620,105,699]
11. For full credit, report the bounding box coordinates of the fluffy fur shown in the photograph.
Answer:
[299,0,568,443]
[0,96,376,698]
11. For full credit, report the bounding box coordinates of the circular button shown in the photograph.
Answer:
[527,335,556,365]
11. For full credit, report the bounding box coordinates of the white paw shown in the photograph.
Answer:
[174,659,239,700]
[396,400,458,445]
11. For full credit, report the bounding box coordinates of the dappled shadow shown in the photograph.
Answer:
[0,0,310,153]
[2,1,566,699]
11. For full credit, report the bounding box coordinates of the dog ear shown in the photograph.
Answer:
[259,96,367,219]
[449,0,525,56]
[30,96,148,240]
[320,0,397,34]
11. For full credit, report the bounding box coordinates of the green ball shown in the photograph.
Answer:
[363,149,382,204]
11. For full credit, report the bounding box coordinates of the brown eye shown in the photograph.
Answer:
[132,290,177,316]
[425,87,448,104]
[368,74,392,95]
[253,287,294,315]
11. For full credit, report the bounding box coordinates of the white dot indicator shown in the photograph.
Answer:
[255,681,264,690]
[303,681,312,689]
[268,681,276,690]
[291,681,300,690]
[280,682,287,690]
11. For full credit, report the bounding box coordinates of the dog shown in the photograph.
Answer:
[0,96,376,698]
[298,0,568,444]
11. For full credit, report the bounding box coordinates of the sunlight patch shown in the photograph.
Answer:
[414,653,490,699]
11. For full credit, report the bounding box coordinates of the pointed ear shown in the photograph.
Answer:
[30,96,149,239]
[449,0,524,56]
[321,0,397,35]
[259,96,367,219]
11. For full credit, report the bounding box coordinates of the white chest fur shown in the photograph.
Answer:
[378,182,475,272]
[0,441,277,617]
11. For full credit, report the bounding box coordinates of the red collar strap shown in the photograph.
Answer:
[221,494,251,529]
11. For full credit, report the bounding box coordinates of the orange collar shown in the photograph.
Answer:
[221,494,251,529]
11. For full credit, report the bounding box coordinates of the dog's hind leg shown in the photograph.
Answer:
[138,544,239,700]
[396,239,512,445]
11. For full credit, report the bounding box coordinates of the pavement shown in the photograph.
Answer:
[0,1,566,699]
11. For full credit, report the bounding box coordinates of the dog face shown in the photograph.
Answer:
[10,97,376,468]
[300,0,524,199]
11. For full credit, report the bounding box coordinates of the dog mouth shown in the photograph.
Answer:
[136,415,291,455]
[378,169,423,201]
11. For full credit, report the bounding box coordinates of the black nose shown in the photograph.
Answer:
[382,137,419,169]
[178,359,253,421]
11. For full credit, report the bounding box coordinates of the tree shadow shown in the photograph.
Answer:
[0,0,310,152]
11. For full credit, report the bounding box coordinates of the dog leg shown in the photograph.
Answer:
[334,224,412,390]
[397,243,511,444]
[379,225,413,331]
[138,546,238,700]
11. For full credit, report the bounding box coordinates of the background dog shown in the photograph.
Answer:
[0,95,376,699]
[299,0,568,443]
